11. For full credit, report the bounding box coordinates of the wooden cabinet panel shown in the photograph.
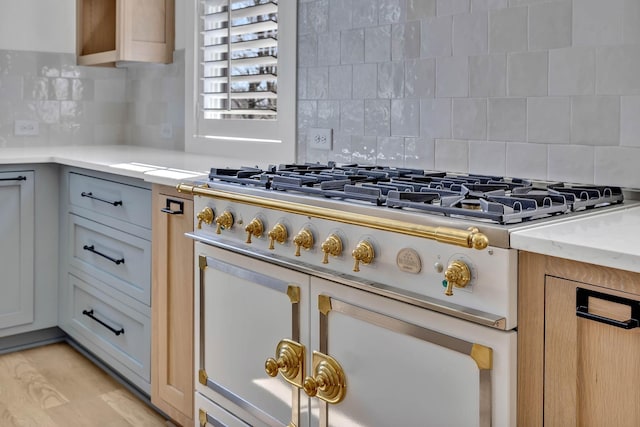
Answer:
[151,185,194,426]
[518,252,640,427]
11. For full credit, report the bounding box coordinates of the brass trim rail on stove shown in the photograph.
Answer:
[177,184,489,250]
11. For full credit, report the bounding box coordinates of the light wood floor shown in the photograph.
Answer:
[0,342,169,426]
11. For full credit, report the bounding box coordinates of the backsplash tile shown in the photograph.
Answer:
[297,0,640,188]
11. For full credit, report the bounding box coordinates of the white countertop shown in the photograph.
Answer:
[0,145,220,186]
[511,204,640,273]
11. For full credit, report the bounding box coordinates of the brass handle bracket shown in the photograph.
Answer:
[265,339,305,388]
[303,351,346,404]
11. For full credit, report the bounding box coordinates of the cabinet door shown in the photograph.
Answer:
[545,277,640,427]
[151,189,194,426]
[195,243,310,427]
[309,278,516,427]
[0,172,34,329]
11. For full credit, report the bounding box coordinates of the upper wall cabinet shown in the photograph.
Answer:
[77,0,175,66]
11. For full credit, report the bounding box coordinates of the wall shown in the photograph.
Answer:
[296,0,640,189]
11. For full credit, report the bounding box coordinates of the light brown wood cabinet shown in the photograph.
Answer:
[518,252,640,427]
[77,0,174,66]
[151,185,194,426]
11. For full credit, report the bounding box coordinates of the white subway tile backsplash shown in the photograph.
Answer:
[392,21,421,60]
[351,134,378,163]
[469,140,506,175]
[365,26,391,63]
[407,0,437,20]
[307,67,329,99]
[95,79,127,103]
[328,130,353,163]
[364,99,391,136]
[620,96,640,147]
[471,0,507,11]
[436,56,469,98]
[435,139,469,172]
[298,100,317,130]
[489,7,527,53]
[391,99,420,136]
[340,99,365,135]
[352,63,378,99]
[623,0,640,43]
[404,58,435,98]
[527,97,571,143]
[352,0,378,27]
[317,32,341,65]
[453,12,488,56]
[452,98,487,139]
[23,77,50,101]
[329,65,353,99]
[378,61,405,98]
[549,47,595,96]
[571,96,620,145]
[488,97,526,141]
[379,0,406,24]
[308,0,330,33]
[437,0,470,16]
[469,54,506,97]
[341,29,365,64]
[298,34,318,67]
[420,16,453,58]
[0,75,22,101]
[596,45,640,95]
[529,1,572,50]
[573,0,624,46]
[548,144,594,184]
[318,100,341,129]
[329,0,352,31]
[506,142,547,179]
[405,137,435,169]
[377,136,405,166]
[507,51,548,96]
[595,147,640,188]
[420,98,452,139]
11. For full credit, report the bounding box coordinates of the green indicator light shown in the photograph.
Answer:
[442,280,448,288]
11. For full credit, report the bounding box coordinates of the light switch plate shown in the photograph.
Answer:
[309,128,332,150]
[14,120,39,136]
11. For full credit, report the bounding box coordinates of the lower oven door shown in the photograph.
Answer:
[195,242,311,427]
[308,277,517,427]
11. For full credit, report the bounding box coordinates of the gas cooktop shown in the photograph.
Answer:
[206,163,624,225]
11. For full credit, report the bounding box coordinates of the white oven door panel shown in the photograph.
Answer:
[195,242,311,427]
[309,277,516,427]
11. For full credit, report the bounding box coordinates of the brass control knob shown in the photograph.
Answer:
[351,240,374,272]
[321,234,343,264]
[244,218,264,244]
[444,260,472,296]
[268,223,288,250]
[264,339,305,388]
[215,211,234,234]
[196,207,214,229]
[303,351,347,404]
[293,228,314,256]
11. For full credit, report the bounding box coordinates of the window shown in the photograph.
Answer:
[185,0,297,165]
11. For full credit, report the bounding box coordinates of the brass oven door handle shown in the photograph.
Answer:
[264,339,306,388]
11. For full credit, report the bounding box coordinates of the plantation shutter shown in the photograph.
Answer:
[200,0,279,120]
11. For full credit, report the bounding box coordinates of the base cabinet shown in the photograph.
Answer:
[518,252,640,427]
[151,185,194,426]
[0,171,34,330]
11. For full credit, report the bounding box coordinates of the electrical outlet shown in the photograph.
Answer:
[14,120,39,136]
[309,128,332,150]
[160,123,173,139]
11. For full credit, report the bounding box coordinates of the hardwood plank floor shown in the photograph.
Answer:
[0,342,169,427]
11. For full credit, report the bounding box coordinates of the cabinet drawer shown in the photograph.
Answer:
[69,172,151,229]
[70,215,151,305]
[196,393,251,427]
[69,274,151,383]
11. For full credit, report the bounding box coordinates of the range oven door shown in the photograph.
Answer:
[308,278,517,427]
[195,242,311,427]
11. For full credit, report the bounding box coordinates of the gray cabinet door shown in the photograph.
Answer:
[0,171,34,329]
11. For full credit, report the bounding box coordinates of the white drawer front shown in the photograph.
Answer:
[196,392,252,427]
[69,274,151,382]
[69,172,151,229]
[70,215,151,305]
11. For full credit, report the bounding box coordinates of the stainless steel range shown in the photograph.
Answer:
[179,164,625,427]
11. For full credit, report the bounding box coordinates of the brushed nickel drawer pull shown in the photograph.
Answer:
[576,287,640,329]
[83,244,125,265]
[81,191,123,206]
[82,309,125,336]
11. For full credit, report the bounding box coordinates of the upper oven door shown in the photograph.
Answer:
[307,277,517,427]
[195,242,311,427]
